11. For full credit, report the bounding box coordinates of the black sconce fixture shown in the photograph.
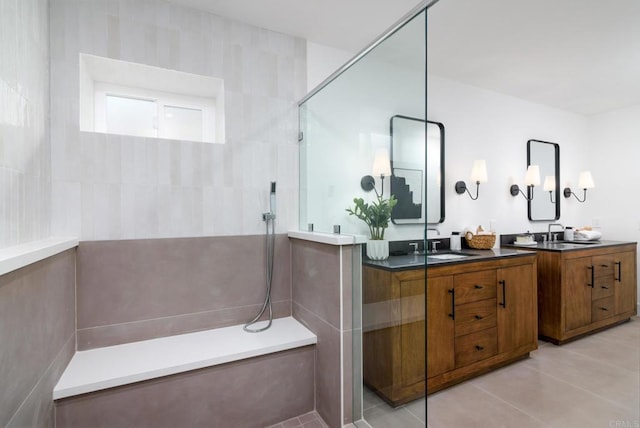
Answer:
[455,160,487,200]
[361,150,391,197]
[564,171,594,203]
[510,165,540,201]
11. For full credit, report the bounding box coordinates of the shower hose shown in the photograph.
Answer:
[243,215,275,333]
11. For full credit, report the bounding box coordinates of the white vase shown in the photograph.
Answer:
[367,239,389,260]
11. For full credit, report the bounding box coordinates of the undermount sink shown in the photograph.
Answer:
[428,253,469,260]
[426,251,475,260]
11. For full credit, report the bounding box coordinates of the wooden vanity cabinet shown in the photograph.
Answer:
[426,255,537,394]
[538,243,637,344]
[362,268,426,407]
[362,253,538,404]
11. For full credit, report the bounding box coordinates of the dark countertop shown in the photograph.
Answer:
[362,247,535,272]
[503,239,637,252]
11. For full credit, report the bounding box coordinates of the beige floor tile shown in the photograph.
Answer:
[363,405,424,428]
[363,387,386,411]
[470,363,634,427]
[524,343,640,410]
[560,333,640,372]
[404,397,425,423]
[427,381,546,428]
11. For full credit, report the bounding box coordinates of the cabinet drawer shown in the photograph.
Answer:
[455,298,497,336]
[591,277,614,300]
[592,255,615,278]
[592,296,615,322]
[455,327,497,367]
[454,270,497,304]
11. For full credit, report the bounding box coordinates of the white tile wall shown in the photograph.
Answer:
[0,0,51,248]
[50,0,306,240]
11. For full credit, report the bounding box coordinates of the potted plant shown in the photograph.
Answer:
[346,192,397,260]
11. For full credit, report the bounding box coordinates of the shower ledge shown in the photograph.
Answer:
[288,230,366,246]
[53,317,316,400]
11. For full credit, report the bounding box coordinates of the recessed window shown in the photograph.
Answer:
[105,95,156,138]
[80,54,225,144]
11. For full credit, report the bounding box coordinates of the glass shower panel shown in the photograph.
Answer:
[299,7,426,427]
[299,11,425,239]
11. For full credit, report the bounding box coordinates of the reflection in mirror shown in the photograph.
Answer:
[390,115,444,224]
[527,139,560,221]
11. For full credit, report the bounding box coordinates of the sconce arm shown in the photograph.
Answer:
[455,181,480,200]
[510,184,534,201]
[564,187,588,203]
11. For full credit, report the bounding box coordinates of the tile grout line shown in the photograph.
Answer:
[466,380,552,427]
[519,357,638,413]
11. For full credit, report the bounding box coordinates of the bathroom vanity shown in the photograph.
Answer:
[362,249,538,404]
[524,241,638,344]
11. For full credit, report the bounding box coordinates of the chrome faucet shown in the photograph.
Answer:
[548,223,564,242]
[426,227,441,236]
[425,227,441,253]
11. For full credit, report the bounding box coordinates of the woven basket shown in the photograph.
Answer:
[465,231,496,249]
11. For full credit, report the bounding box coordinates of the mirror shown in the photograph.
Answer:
[390,115,444,224]
[527,139,560,221]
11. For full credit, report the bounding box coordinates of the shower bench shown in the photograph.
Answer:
[54,317,317,427]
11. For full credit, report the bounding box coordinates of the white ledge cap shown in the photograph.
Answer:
[288,230,366,246]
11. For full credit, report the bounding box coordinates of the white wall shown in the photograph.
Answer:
[50,0,306,240]
[0,0,51,248]
[587,104,640,306]
[428,74,591,239]
[303,38,594,242]
[306,42,353,92]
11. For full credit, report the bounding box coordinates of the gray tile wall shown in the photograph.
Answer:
[49,0,306,240]
[76,234,292,349]
[0,0,51,247]
[291,238,359,428]
[0,250,76,428]
[56,346,315,428]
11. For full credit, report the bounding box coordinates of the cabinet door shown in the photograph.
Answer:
[565,257,593,331]
[427,275,455,378]
[614,251,637,315]
[497,264,536,353]
[400,275,425,387]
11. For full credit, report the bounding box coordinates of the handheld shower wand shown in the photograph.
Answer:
[263,181,276,221]
[245,181,276,333]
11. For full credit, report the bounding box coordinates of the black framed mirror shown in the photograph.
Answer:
[527,139,560,221]
[389,115,445,224]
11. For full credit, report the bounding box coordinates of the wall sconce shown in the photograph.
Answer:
[564,171,595,202]
[543,175,556,203]
[361,149,391,197]
[455,160,488,200]
[510,165,540,200]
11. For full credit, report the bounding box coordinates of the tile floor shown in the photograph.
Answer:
[362,317,640,428]
[266,411,329,428]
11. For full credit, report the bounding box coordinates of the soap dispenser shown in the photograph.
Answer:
[565,226,574,241]
[450,231,461,251]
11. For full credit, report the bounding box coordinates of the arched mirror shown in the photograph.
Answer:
[390,115,445,224]
[528,139,560,221]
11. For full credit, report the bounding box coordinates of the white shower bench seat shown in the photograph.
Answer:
[53,316,316,400]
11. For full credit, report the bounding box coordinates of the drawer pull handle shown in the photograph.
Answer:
[600,264,609,268]
[448,289,455,320]
[615,261,622,282]
[474,315,483,320]
[474,284,483,289]
[587,266,594,288]
[499,279,506,307]
[601,286,609,290]
[600,307,609,311]
[475,345,484,351]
